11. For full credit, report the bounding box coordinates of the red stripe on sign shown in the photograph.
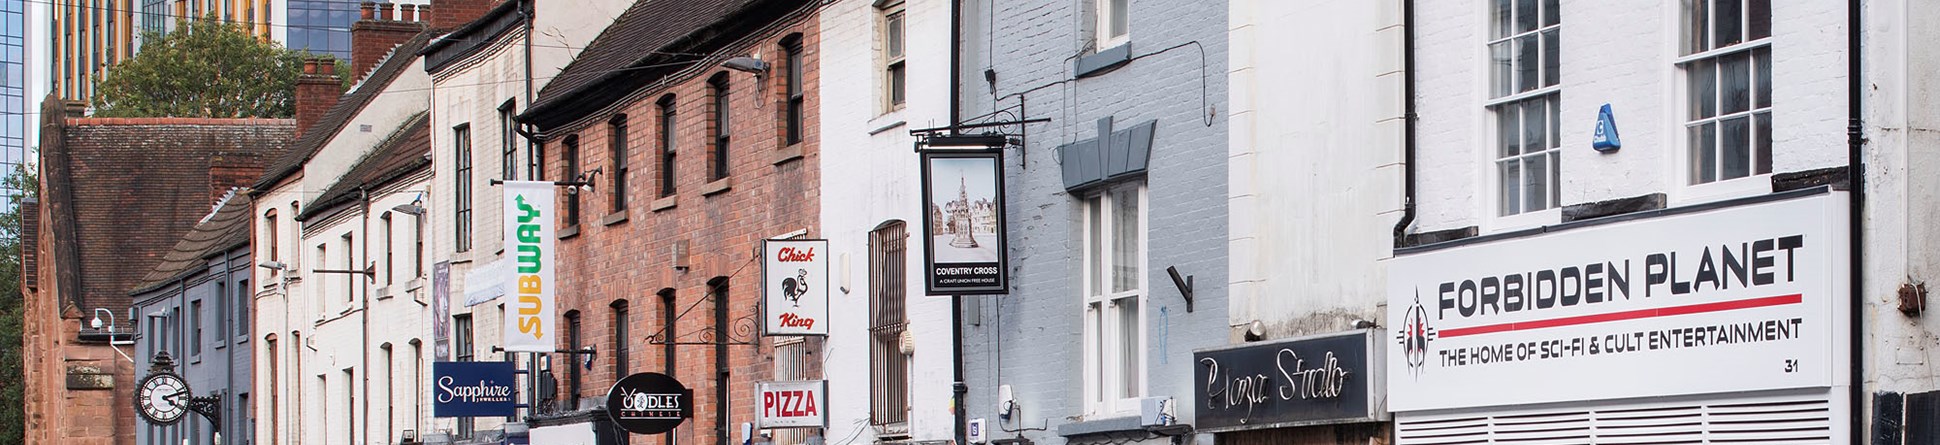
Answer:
[1437,293,1803,338]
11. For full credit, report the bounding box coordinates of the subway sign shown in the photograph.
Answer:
[501,181,556,352]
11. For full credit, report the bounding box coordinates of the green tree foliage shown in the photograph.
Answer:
[91,17,341,118]
[0,164,37,444]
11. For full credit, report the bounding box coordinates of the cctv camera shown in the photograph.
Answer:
[721,56,769,74]
[260,261,286,270]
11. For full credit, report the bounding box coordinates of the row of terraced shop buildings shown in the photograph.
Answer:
[22,0,1940,444]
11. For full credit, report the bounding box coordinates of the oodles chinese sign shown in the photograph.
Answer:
[1386,192,1846,412]
[607,372,693,435]
[502,181,556,352]
[1194,330,1381,431]
[919,150,1009,295]
[754,380,827,428]
[763,239,829,336]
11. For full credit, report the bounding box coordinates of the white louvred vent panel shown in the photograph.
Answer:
[1396,391,1834,445]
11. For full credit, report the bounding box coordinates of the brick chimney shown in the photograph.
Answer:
[350,2,427,83]
[294,57,342,138]
[428,0,498,31]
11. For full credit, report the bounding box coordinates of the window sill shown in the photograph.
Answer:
[651,196,678,212]
[558,224,581,239]
[600,211,629,226]
[375,286,393,300]
[1057,415,1144,438]
[701,178,732,197]
[1074,43,1132,78]
[772,145,804,165]
[405,277,425,292]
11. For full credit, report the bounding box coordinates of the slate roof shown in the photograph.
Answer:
[41,117,295,316]
[296,111,432,222]
[521,0,806,129]
[420,0,525,73]
[254,32,435,190]
[128,192,254,295]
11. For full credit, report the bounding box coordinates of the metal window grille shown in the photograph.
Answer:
[869,222,910,427]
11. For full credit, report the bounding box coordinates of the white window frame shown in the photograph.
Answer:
[1482,0,1561,230]
[1081,182,1146,416]
[1673,0,1773,202]
[1093,0,1128,50]
[878,0,906,114]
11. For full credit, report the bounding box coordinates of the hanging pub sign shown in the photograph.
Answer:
[607,372,693,435]
[502,181,556,352]
[1193,330,1384,432]
[754,380,827,428]
[919,150,1010,295]
[433,361,517,417]
[763,239,830,335]
[1386,191,1846,412]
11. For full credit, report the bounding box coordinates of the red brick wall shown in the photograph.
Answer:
[427,0,499,31]
[295,59,342,138]
[350,2,427,84]
[542,10,820,445]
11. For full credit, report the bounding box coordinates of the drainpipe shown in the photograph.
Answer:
[223,248,234,436]
[360,186,373,445]
[1844,0,1864,442]
[1391,0,1417,248]
[949,2,970,445]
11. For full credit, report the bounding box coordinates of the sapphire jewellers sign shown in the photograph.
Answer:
[607,372,693,435]
[919,150,1010,295]
[763,239,829,335]
[1193,330,1383,432]
[433,361,517,417]
[1386,192,1847,412]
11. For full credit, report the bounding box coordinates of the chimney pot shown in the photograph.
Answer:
[401,4,417,22]
[378,2,393,21]
[417,4,431,21]
[360,1,376,20]
[302,58,317,74]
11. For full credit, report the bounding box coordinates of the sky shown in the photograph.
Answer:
[927,157,997,204]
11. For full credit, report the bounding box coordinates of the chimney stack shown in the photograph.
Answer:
[349,1,427,84]
[428,0,499,31]
[294,57,342,138]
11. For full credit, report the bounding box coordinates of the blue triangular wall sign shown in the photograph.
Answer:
[1592,104,1621,152]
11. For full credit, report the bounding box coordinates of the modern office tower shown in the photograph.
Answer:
[52,0,286,102]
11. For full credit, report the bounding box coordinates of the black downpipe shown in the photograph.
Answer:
[949,2,969,445]
[1845,0,1864,442]
[1391,0,1417,248]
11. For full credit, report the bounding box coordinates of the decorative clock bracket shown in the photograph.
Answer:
[145,352,224,432]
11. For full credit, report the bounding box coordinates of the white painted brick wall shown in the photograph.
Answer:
[1227,0,1404,338]
[1411,0,1853,234]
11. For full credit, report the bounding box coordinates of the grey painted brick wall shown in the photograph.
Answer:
[956,1,1227,444]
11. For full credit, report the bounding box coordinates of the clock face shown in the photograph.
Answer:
[135,372,189,425]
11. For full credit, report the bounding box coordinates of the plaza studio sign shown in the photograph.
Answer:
[1192,331,1382,432]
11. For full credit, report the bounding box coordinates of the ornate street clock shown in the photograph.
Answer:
[134,352,222,430]
[135,370,189,425]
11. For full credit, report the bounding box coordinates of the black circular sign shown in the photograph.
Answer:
[606,372,693,435]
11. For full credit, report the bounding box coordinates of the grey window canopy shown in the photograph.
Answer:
[1059,117,1155,192]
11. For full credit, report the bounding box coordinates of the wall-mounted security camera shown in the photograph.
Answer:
[721,56,769,74]
[260,261,287,270]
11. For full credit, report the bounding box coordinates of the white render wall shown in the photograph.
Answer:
[254,54,433,445]
[423,0,624,437]
[1227,0,1405,337]
[818,0,958,441]
[1409,0,1852,235]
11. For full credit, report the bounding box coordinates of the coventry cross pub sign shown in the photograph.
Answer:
[919,149,1010,295]
[1193,330,1384,431]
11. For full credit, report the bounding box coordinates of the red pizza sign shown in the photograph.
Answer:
[754,380,826,428]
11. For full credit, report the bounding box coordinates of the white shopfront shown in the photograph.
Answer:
[1387,190,1850,444]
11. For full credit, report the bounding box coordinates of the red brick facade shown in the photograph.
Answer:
[427,0,500,31]
[539,12,821,445]
[294,59,341,138]
[23,98,294,445]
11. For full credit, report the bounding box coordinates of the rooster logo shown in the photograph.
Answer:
[781,268,810,306]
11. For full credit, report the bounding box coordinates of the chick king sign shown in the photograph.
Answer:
[763,239,829,336]
[503,181,556,352]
